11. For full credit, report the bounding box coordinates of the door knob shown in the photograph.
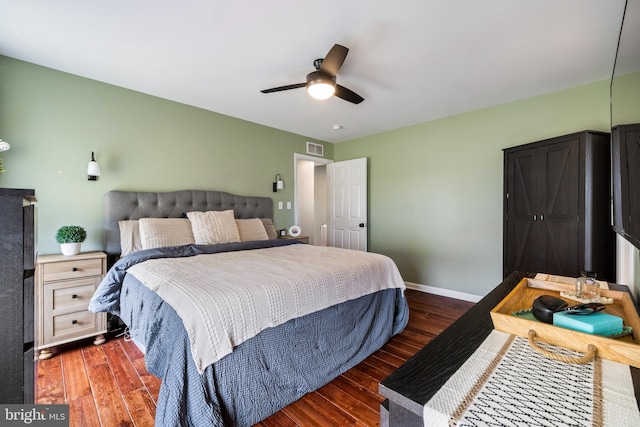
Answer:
[359,223,366,228]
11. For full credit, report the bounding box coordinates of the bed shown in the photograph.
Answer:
[89,189,409,426]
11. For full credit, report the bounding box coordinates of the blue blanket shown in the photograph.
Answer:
[90,241,409,426]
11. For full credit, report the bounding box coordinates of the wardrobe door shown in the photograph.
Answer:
[539,138,580,277]
[504,147,542,276]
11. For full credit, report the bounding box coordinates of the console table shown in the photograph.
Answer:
[379,271,640,426]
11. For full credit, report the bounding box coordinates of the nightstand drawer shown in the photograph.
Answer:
[42,257,103,282]
[47,279,95,312]
[49,310,96,342]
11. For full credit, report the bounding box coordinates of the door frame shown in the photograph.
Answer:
[293,153,333,227]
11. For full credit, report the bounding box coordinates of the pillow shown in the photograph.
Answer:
[260,218,278,240]
[187,210,241,244]
[138,218,195,250]
[119,220,143,256]
[236,218,269,242]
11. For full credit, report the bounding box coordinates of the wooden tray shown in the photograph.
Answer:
[490,277,640,367]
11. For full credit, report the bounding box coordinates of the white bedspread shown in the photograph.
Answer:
[126,244,405,373]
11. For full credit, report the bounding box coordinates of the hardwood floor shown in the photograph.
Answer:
[36,289,474,426]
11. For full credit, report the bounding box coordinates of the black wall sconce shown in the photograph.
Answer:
[273,174,283,192]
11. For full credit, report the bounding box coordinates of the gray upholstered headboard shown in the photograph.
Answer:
[104,190,274,255]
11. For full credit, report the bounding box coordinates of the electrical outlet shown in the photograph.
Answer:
[278,201,283,210]
[286,202,291,210]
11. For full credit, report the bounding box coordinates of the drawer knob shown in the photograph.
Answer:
[72,320,78,325]
[71,294,78,299]
[72,267,78,272]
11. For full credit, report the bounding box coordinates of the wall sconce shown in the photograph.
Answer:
[87,151,101,181]
[273,174,284,192]
[0,139,10,175]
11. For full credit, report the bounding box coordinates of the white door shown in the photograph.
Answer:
[327,157,368,251]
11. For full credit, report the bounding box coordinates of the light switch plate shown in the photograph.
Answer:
[278,201,283,209]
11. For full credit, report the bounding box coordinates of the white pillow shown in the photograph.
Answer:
[236,218,269,241]
[138,218,195,249]
[119,220,143,256]
[187,210,241,244]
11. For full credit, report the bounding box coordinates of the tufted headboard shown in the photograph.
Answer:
[104,190,274,256]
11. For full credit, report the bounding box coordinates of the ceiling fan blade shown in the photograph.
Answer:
[335,84,364,104]
[261,83,306,93]
[319,44,348,76]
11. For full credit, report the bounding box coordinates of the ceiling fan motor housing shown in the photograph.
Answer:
[306,70,336,88]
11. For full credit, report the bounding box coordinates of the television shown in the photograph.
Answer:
[610,0,640,251]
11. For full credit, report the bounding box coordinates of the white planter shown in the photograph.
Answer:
[60,242,81,256]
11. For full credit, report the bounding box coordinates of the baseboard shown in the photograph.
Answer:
[404,281,482,303]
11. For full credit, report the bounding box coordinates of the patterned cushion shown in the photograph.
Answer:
[187,210,240,244]
[236,218,269,242]
[139,218,195,249]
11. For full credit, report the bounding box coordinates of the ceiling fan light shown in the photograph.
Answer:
[307,82,335,100]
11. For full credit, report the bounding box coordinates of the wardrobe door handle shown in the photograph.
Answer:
[72,267,78,272]
[540,214,544,221]
[533,214,537,221]
[71,320,78,325]
[71,294,78,299]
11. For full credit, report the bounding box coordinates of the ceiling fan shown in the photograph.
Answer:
[260,44,364,104]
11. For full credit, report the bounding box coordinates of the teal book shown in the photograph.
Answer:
[553,311,623,335]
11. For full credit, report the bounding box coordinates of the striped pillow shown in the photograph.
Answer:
[138,218,195,250]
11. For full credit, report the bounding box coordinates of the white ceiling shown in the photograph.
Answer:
[0,0,637,143]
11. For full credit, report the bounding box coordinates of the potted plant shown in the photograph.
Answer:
[55,225,87,256]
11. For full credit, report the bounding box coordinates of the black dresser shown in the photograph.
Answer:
[0,188,36,403]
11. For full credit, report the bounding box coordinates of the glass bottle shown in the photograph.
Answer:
[576,271,599,302]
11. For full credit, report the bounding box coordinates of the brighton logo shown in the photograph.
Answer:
[1,405,68,426]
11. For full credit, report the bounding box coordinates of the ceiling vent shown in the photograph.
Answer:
[306,142,324,157]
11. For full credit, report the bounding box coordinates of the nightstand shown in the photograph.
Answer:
[278,235,310,244]
[35,251,107,359]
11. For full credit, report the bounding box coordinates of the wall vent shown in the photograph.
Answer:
[306,142,324,157]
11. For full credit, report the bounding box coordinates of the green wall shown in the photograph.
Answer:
[612,70,640,126]
[0,56,332,254]
[1,54,637,298]
[335,79,615,297]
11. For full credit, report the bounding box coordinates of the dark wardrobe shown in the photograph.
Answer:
[503,131,615,282]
